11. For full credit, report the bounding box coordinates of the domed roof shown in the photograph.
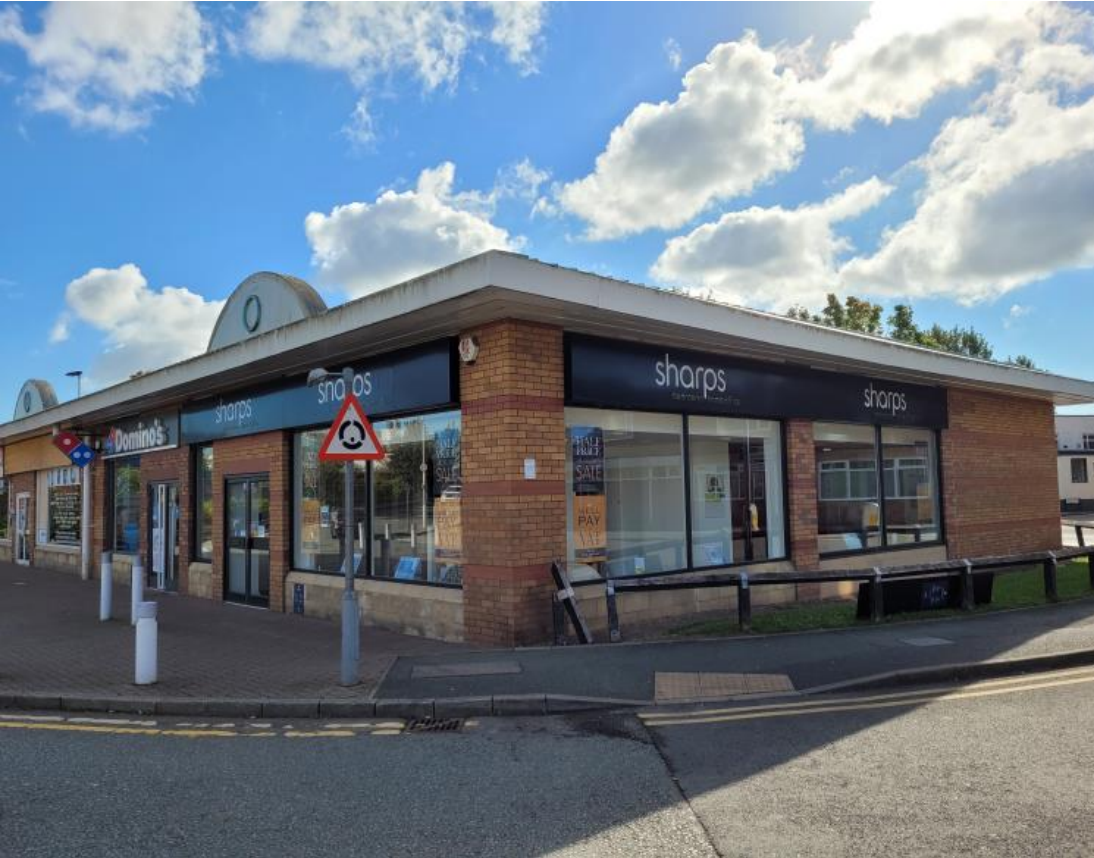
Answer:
[207,272,327,352]
[13,379,59,420]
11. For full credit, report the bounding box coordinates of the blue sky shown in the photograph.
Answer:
[2,2,1094,412]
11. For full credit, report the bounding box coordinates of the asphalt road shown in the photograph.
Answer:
[5,668,1094,857]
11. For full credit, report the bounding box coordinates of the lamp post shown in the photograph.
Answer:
[307,365,360,687]
[65,370,83,398]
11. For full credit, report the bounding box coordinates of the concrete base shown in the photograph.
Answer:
[286,571,465,642]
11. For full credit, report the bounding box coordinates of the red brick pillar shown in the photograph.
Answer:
[90,458,108,575]
[786,419,819,595]
[212,431,291,610]
[460,320,567,646]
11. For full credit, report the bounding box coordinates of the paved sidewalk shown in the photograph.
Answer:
[0,561,460,702]
[377,597,1094,704]
[7,559,1094,717]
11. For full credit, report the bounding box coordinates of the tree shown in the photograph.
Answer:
[786,293,1040,369]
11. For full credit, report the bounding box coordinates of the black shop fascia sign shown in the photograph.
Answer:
[181,338,458,444]
[565,334,948,428]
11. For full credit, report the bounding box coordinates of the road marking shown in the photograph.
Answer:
[642,666,1094,728]
[645,664,1094,721]
[0,714,417,740]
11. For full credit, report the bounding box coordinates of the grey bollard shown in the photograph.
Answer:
[99,552,113,621]
[131,561,144,627]
[134,601,158,685]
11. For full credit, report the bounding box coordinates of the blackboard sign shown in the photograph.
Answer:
[48,484,81,545]
[567,335,948,429]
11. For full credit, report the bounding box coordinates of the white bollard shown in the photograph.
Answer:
[131,561,144,627]
[134,601,158,685]
[99,552,113,621]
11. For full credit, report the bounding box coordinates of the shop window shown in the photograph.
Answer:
[565,408,686,577]
[294,431,368,574]
[689,416,785,567]
[881,428,940,545]
[815,423,881,554]
[1073,458,1089,484]
[0,478,8,540]
[815,423,942,554]
[112,458,141,553]
[371,411,462,585]
[194,446,214,561]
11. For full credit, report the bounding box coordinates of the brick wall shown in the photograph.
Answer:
[140,446,192,592]
[785,419,819,575]
[211,431,291,612]
[460,320,567,646]
[941,388,1060,558]
[8,471,35,565]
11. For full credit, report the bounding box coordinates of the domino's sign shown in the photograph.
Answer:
[102,412,179,458]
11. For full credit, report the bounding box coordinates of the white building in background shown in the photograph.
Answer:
[1057,415,1094,512]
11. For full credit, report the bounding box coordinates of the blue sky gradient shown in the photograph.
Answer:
[1,2,1093,411]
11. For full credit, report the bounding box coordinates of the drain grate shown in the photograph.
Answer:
[405,717,464,733]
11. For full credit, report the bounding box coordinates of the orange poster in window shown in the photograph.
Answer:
[574,494,607,563]
[434,498,463,563]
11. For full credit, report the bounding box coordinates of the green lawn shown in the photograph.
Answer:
[669,558,1094,638]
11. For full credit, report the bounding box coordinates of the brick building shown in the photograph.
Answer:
[1,252,1089,645]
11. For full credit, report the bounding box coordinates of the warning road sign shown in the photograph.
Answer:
[318,394,386,462]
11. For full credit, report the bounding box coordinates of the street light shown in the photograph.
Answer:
[308,365,360,686]
[65,370,83,398]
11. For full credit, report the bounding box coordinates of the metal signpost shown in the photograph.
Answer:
[316,368,386,686]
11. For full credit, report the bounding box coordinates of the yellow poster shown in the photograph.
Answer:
[434,498,463,562]
[574,494,607,563]
[301,498,321,551]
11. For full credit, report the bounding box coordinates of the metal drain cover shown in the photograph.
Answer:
[405,718,464,733]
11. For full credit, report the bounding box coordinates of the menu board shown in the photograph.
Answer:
[48,484,81,546]
[433,497,463,563]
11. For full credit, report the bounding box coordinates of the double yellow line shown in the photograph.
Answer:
[641,664,1094,728]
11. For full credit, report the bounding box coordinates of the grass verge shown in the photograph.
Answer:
[669,559,1094,638]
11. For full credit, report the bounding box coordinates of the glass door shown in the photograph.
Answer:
[225,477,270,606]
[14,493,30,565]
[727,439,769,563]
[148,482,180,591]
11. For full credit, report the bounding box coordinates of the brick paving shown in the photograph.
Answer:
[0,561,462,701]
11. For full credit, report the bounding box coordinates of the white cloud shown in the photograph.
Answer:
[489,2,547,74]
[0,2,213,133]
[48,313,70,344]
[242,2,546,129]
[664,37,682,71]
[341,96,376,148]
[559,3,1079,240]
[1004,304,1032,328]
[63,264,224,386]
[841,39,1094,303]
[559,34,804,240]
[305,162,522,298]
[652,178,892,310]
[791,3,1047,131]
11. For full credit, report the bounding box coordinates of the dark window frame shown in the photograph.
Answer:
[1072,458,1089,484]
[191,444,215,562]
[815,422,945,560]
[288,407,463,589]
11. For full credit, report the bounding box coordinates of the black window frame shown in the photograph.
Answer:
[289,406,463,590]
[815,422,945,560]
[1072,457,1089,484]
[191,444,215,562]
[561,405,793,581]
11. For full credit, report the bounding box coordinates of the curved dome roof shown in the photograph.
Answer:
[207,272,327,352]
[13,379,59,421]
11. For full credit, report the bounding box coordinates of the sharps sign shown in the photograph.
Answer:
[318,394,386,462]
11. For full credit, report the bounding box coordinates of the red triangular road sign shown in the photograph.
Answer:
[318,393,386,461]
